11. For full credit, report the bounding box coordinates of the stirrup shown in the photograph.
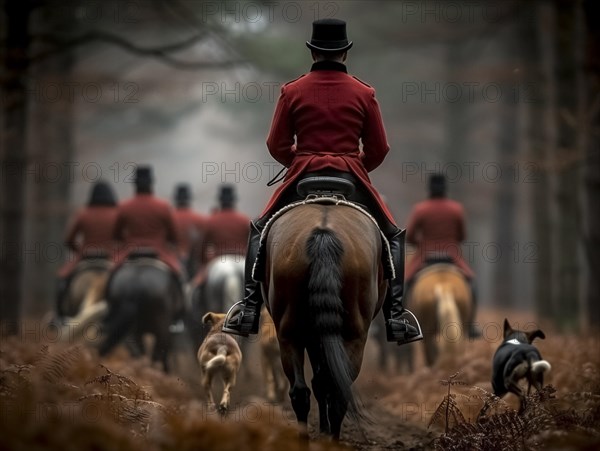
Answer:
[391,309,423,345]
[222,301,252,337]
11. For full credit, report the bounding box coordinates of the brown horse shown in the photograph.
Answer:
[406,264,472,367]
[263,203,387,440]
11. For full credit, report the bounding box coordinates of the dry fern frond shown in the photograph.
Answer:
[85,364,151,400]
[39,345,82,384]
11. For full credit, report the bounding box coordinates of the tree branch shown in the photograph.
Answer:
[29,30,247,69]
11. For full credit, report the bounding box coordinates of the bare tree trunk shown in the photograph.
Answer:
[22,6,77,318]
[554,0,582,332]
[492,27,519,308]
[530,0,556,320]
[0,2,31,334]
[23,51,74,317]
[582,0,600,331]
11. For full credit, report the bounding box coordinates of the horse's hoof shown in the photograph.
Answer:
[217,404,228,416]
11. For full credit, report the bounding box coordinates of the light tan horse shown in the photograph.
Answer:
[407,263,472,367]
[52,260,111,343]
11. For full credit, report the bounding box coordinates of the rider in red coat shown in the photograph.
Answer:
[172,183,207,278]
[405,173,480,337]
[201,185,250,263]
[112,166,182,277]
[223,19,422,345]
[56,181,118,317]
[59,181,119,279]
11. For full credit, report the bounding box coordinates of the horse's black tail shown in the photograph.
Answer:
[306,228,366,424]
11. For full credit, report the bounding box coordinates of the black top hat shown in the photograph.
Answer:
[218,184,237,205]
[174,183,191,205]
[428,173,447,197]
[135,165,153,185]
[89,180,117,206]
[306,19,353,53]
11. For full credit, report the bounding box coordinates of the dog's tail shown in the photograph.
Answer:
[206,346,228,370]
[531,359,551,374]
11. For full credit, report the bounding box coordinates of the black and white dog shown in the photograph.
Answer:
[488,318,551,414]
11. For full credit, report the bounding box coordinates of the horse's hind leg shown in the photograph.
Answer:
[99,300,136,356]
[329,396,348,441]
[280,340,311,439]
[307,345,331,436]
[153,327,171,373]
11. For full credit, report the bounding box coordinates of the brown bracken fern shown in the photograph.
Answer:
[428,371,469,433]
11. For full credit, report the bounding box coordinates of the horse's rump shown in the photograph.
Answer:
[408,264,472,366]
[101,258,180,371]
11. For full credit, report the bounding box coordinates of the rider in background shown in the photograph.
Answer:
[56,180,118,318]
[111,166,184,316]
[223,19,422,345]
[199,185,250,268]
[172,183,207,279]
[405,173,480,338]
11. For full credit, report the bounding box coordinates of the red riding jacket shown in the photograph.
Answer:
[261,60,396,225]
[113,193,182,275]
[191,208,250,286]
[405,198,474,281]
[58,206,119,278]
[201,208,250,263]
[173,207,207,259]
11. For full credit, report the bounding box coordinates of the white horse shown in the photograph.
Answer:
[189,255,245,348]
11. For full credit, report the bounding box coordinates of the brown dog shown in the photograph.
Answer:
[487,318,551,414]
[197,312,242,415]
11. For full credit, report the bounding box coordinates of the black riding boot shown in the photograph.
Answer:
[382,229,423,345]
[222,221,264,337]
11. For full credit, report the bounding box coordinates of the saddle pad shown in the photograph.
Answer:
[252,196,394,280]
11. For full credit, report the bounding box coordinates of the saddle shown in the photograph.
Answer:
[81,248,109,260]
[119,247,171,273]
[72,251,111,275]
[414,253,465,280]
[126,247,159,260]
[424,253,454,265]
[296,175,356,199]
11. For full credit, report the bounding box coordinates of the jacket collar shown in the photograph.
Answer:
[310,60,347,73]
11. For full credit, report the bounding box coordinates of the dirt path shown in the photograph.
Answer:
[195,336,438,450]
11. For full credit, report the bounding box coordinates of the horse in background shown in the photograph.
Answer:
[49,254,111,343]
[99,254,183,372]
[371,311,414,374]
[406,263,472,367]
[188,255,245,351]
[264,202,387,440]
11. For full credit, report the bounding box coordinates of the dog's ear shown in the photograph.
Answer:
[526,329,545,343]
[503,318,513,339]
[202,312,215,325]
